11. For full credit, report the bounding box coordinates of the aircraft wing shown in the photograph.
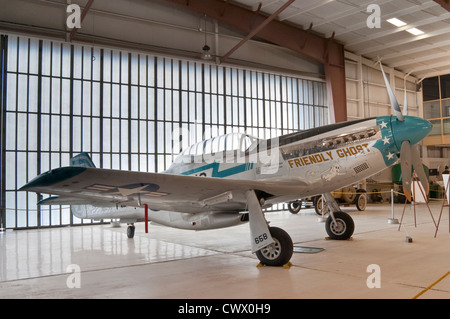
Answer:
[20,166,307,213]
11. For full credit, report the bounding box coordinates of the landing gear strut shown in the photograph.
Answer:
[247,190,293,267]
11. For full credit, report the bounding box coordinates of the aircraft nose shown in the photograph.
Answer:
[391,116,432,150]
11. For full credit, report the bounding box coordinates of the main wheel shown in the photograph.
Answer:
[127,225,135,238]
[288,200,302,214]
[256,227,293,267]
[325,211,354,240]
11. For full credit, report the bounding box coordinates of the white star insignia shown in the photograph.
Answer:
[382,136,390,144]
[114,185,149,196]
[386,152,394,160]
[380,121,388,129]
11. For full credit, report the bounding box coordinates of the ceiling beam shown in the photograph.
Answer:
[356,26,450,56]
[220,0,294,64]
[69,0,95,41]
[165,0,347,122]
[332,0,436,38]
[433,0,450,12]
[346,11,450,48]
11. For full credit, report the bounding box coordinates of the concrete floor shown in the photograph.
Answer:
[1,202,450,299]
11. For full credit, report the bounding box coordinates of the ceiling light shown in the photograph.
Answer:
[406,28,424,35]
[387,18,406,27]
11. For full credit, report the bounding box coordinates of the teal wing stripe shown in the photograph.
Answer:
[181,162,253,178]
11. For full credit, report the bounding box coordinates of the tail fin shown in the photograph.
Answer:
[70,152,96,168]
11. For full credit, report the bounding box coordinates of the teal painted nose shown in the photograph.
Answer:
[390,116,432,150]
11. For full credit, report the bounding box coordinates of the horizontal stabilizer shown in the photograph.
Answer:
[38,196,100,206]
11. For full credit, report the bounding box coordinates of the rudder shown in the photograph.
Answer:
[70,152,96,168]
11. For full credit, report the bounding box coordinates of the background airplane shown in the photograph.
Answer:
[20,64,432,267]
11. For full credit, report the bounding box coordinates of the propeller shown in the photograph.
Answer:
[378,61,429,202]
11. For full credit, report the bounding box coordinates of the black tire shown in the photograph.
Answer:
[325,211,354,240]
[256,227,293,267]
[127,225,135,238]
[288,200,302,214]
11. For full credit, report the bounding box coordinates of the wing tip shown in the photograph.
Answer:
[19,167,87,192]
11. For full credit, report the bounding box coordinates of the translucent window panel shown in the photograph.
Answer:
[17,37,29,73]
[121,53,129,84]
[6,36,17,72]
[165,59,172,89]
[103,83,111,117]
[72,116,82,152]
[429,119,442,136]
[28,75,38,113]
[92,82,100,117]
[61,79,71,115]
[82,47,92,80]
[73,45,82,79]
[92,48,101,81]
[165,90,172,121]
[157,58,165,88]
[111,84,120,118]
[442,99,450,118]
[422,76,440,101]
[130,53,139,85]
[6,73,16,111]
[423,101,441,119]
[120,84,128,118]
[92,118,100,152]
[41,41,51,76]
[61,116,71,152]
[5,113,16,151]
[103,50,112,82]
[41,114,50,151]
[73,80,82,115]
[111,51,121,83]
[444,118,450,135]
[172,90,180,121]
[82,81,92,116]
[61,43,71,78]
[51,78,61,114]
[82,117,91,151]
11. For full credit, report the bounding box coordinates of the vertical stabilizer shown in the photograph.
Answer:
[70,152,96,168]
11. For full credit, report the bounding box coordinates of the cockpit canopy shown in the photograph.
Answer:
[176,133,258,159]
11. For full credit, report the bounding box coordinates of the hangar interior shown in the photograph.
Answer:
[1,0,450,299]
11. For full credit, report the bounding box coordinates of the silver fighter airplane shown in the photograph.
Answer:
[20,64,432,266]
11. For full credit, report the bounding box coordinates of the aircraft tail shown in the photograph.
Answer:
[70,152,96,168]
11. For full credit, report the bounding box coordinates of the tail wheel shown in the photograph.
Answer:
[325,211,354,240]
[256,227,293,267]
[288,200,302,214]
[356,193,367,211]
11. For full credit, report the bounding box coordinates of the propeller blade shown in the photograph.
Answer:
[400,140,412,202]
[411,145,429,196]
[403,86,408,116]
[380,63,404,122]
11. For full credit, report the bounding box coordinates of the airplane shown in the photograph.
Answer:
[20,63,432,267]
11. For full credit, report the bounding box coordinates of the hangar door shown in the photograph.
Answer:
[0,34,328,230]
